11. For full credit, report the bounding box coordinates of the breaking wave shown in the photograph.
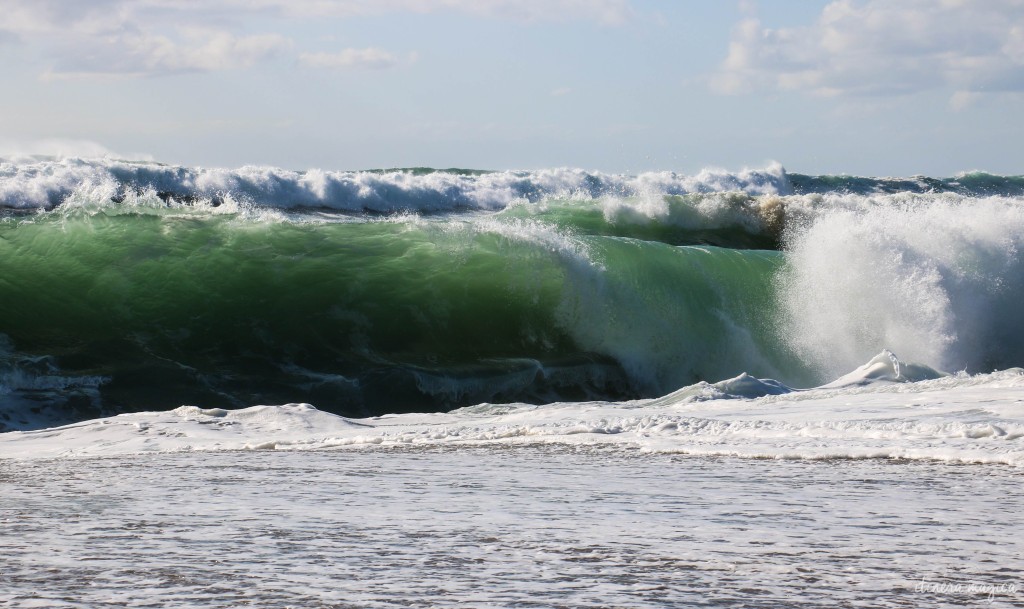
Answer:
[2,157,1024,429]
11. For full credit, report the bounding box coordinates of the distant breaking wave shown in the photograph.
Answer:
[0,157,792,211]
[3,157,1023,213]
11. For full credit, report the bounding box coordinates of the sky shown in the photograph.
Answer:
[0,0,1022,176]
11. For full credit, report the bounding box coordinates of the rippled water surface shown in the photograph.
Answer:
[2,447,1022,608]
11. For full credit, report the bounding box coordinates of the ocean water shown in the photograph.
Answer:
[2,448,1022,608]
[2,157,1024,607]
[3,157,1024,425]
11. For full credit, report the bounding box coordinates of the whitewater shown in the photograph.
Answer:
[2,157,1024,607]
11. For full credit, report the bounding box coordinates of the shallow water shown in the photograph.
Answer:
[2,446,1022,608]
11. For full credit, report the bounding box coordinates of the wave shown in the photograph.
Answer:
[0,206,796,420]
[3,158,1024,429]
[789,171,1024,196]
[4,352,1024,466]
[5,158,1024,256]
[0,157,792,211]
[3,157,1023,215]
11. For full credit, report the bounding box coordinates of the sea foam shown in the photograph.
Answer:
[3,353,1023,466]
[0,157,792,211]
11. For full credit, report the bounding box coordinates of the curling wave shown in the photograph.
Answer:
[2,158,1024,429]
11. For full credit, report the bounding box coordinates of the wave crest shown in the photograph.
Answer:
[0,157,792,211]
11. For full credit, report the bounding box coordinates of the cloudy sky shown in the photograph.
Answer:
[1,0,1022,175]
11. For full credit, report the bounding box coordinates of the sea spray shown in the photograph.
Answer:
[777,195,1024,379]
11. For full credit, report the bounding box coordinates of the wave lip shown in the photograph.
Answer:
[3,353,1023,466]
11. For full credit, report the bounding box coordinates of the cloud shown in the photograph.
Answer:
[712,0,1024,101]
[0,0,632,79]
[46,30,292,79]
[443,0,633,25]
[201,0,633,25]
[0,2,293,78]
[0,0,633,33]
[0,1,128,38]
[299,48,402,70]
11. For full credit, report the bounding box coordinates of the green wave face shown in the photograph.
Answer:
[0,204,803,416]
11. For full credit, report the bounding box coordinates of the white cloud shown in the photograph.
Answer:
[0,2,293,78]
[712,0,1024,101]
[299,48,401,70]
[0,1,129,38]
[197,0,633,25]
[445,0,632,25]
[0,0,632,33]
[0,0,632,79]
[46,30,292,79]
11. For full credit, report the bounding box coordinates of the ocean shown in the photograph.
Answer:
[1,156,1023,607]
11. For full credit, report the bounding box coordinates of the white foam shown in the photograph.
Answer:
[4,354,1023,466]
[819,349,945,387]
[778,194,1024,379]
[0,403,364,458]
[0,157,792,211]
